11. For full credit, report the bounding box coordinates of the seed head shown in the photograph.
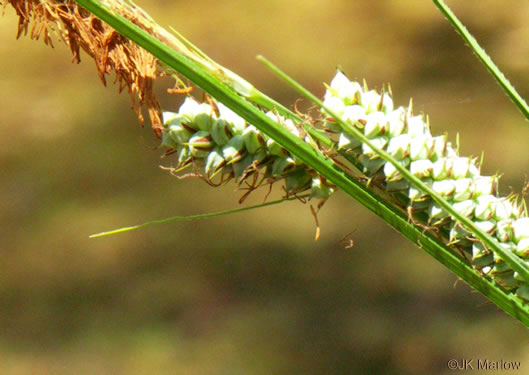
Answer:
[322,70,529,301]
[161,96,335,201]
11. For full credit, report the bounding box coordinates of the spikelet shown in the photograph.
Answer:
[322,71,529,301]
[160,96,335,201]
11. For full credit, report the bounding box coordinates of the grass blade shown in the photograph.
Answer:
[433,0,529,122]
[90,196,303,238]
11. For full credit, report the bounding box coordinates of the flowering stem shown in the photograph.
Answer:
[72,0,529,325]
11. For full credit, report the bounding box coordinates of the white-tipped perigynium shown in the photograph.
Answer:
[161,96,334,200]
[323,71,529,301]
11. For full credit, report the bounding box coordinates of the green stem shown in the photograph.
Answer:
[433,0,529,122]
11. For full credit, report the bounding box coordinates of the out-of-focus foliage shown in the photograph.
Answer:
[2,1,529,374]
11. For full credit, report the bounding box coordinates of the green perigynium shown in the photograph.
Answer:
[322,71,529,301]
[161,96,335,199]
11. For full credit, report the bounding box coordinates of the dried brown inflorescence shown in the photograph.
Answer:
[3,0,174,136]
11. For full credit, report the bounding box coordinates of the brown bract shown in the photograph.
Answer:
[3,0,168,136]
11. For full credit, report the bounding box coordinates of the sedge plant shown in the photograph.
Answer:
[4,0,529,328]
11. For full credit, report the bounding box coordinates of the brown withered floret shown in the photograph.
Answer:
[3,0,172,136]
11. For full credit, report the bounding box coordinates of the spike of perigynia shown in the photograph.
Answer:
[160,96,335,200]
[322,71,529,301]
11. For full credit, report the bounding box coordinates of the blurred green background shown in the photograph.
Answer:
[2,1,529,374]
